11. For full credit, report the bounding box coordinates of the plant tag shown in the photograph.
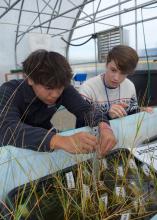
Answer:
[115,186,126,198]
[129,180,136,187]
[129,159,138,170]
[133,200,139,212]
[66,171,75,189]
[100,193,108,207]
[117,166,124,177]
[120,212,131,220]
[141,164,151,177]
[83,184,90,198]
[102,158,108,170]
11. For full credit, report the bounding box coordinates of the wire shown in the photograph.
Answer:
[140,8,151,105]
[61,34,97,46]
[93,0,98,75]
[142,4,157,9]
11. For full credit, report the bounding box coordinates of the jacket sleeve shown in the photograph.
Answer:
[61,85,110,128]
[0,84,55,151]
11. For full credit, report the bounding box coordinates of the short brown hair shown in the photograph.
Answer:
[23,49,73,88]
[107,45,139,75]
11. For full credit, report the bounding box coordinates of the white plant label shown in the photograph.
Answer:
[115,186,126,198]
[66,171,75,189]
[100,193,108,207]
[120,213,130,220]
[117,166,124,177]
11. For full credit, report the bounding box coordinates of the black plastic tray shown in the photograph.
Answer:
[1,148,157,220]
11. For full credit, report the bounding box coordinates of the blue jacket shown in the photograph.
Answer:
[0,79,109,151]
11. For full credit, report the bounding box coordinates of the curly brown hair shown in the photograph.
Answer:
[23,49,73,88]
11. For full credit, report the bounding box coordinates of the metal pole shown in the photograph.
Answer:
[0,0,22,19]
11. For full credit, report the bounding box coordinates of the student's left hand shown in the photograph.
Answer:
[108,102,128,119]
[97,122,117,157]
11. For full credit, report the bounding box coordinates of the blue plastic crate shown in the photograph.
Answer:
[73,73,87,82]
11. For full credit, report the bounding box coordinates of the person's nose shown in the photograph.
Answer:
[48,90,60,98]
[113,73,121,81]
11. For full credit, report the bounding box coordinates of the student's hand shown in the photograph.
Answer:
[140,106,153,113]
[50,132,98,154]
[108,102,128,119]
[97,122,117,157]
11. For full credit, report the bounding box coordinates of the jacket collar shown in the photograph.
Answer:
[23,80,37,103]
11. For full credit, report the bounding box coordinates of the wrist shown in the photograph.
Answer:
[50,134,64,150]
[99,122,113,132]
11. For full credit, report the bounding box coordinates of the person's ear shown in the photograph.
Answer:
[27,78,34,86]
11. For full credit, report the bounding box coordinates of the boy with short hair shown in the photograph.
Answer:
[80,45,152,119]
[0,49,116,156]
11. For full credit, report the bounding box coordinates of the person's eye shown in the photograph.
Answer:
[45,87,52,90]
[111,68,116,72]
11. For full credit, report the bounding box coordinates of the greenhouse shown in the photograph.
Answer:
[0,0,157,219]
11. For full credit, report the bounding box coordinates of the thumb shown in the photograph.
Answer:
[118,102,128,108]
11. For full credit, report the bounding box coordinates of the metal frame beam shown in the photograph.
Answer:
[66,0,88,59]
[0,0,157,65]
[14,0,24,67]
[70,15,157,42]
[50,0,157,39]
[0,0,21,19]
[17,0,94,39]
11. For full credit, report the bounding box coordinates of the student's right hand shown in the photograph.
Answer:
[108,103,128,119]
[50,132,98,154]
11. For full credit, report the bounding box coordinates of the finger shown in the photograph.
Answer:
[82,132,98,141]
[71,147,89,154]
[81,133,98,148]
[79,142,96,153]
[72,133,97,153]
[110,105,127,117]
[83,144,96,152]
[67,135,96,154]
[114,105,127,116]
[84,140,97,151]
[99,143,112,156]
[86,135,99,149]
[111,103,127,109]
[76,138,97,152]
[145,107,153,113]
[105,141,115,154]
[110,108,125,118]
[98,138,116,156]
[109,109,120,118]
[96,143,102,156]
[119,102,128,108]
[70,142,89,154]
